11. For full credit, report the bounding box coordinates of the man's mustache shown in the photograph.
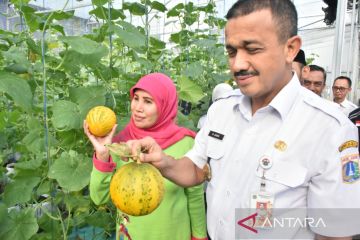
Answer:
[234,71,259,77]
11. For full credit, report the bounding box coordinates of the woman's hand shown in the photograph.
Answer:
[83,120,117,162]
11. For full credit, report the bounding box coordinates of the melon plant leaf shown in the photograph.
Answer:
[59,36,108,56]
[52,100,81,131]
[0,71,33,112]
[69,86,106,118]
[150,36,165,49]
[122,2,146,16]
[167,3,184,17]
[177,76,204,103]
[85,210,114,229]
[182,62,204,78]
[15,157,43,170]
[64,194,90,211]
[48,151,92,192]
[3,176,41,206]
[92,0,108,6]
[0,207,39,240]
[10,0,31,5]
[61,48,108,70]
[111,25,146,49]
[20,5,41,32]
[151,1,167,12]
[22,128,47,153]
[0,203,7,222]
[49,10,74,20]
[89,6,125,20]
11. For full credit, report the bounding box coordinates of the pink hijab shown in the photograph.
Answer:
[113,73,196,149]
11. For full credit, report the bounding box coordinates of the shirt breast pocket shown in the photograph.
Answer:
[256,160,308,189]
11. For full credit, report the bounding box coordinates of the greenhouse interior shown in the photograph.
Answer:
[0,0,360,240]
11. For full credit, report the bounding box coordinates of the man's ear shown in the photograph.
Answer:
[285,35,302,64]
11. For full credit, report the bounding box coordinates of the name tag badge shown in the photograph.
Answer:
[208,130,224,140]
[250,191,274,229]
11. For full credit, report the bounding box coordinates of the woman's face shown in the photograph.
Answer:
[131,90,159,129]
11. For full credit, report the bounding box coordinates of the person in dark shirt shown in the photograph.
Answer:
[349,107,360,152]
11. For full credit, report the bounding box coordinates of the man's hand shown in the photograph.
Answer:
[127,136,205,187]
[127,136,168,170]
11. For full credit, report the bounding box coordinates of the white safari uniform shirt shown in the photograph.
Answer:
[337,98,358,116]
[186,75,360,240]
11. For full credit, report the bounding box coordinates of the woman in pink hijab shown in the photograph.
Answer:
[84,73,207,240]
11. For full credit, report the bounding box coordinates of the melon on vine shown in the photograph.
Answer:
[107,143,165,216]
[86,106,116,137]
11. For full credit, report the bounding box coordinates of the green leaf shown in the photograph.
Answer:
[92,0,108,6]
[51,100,81,131]
[69,86,106,117]
[10,0,31,5]
[198,3,214,13]
[15,157,43,170]
[3,176,41,206]
[59,36,108,56]
[85,210,114,229]
[177,111,195,130]
[150,36,165,49]
[90,63,119,81]
[61,49,107,71]
[0,203,7,222]
[26,117,42,130]
[48,151,92,192]
[50,24,65,35]
[111,25,146,49]
[177,76,204,103]
[2,45,30,65]
[50,10,74,20]
[151,1,167,12]
[123,2,146,16]
[0,208,38,240]
[89,6,125,20]
[0,71,33,112]
[20,5,41,32]
[183,62,204,78]
[5,63,29,74]
[167,3,184,17]
[64,194,90,211]
[22,130,45,153]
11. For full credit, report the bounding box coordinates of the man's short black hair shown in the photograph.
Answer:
[334,76,352,88]
[225,0,298,43]
[309,64,327,82]
[294,49,306,66]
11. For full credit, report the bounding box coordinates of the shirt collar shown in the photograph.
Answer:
[234,73,301,120]
[269,74,300,120]
[339,99,349,108]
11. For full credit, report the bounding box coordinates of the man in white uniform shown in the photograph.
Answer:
[127,0,360,239]
[332,76,358,116]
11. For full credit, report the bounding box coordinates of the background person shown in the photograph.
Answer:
[302,64,326,96]
[292,49,307,82]
[332,76,358,116]
[84,73,208,240]
[126,1,360,239]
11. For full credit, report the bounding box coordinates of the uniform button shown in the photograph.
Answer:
[219,220,224,226]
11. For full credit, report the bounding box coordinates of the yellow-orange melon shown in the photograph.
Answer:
[86,106,116,137]
[110,162,165,216]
